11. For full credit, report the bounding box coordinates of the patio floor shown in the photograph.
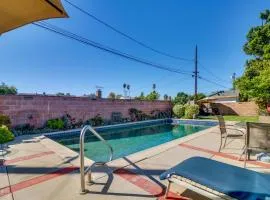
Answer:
[1,124,269,200]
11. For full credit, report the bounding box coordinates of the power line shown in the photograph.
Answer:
[33,21,193,76]
[199,76,229,89]
[63,0,194,62]
[199,62,231,84]
[33,22,229,90]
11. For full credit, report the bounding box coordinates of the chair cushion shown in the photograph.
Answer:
[160,157,270,200]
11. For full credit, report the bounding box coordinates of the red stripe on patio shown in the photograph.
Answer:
[179,143,270,168]
[2,151,55,166]
[114,168,190,200]
[0,166,78,197]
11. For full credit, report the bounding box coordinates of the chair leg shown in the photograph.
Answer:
[244,149,248,168]
[218,137,223,152]
[165,180,172,199]
[223,135,228,148]
[239,146,245,161]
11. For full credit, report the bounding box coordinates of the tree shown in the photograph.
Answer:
[243,10,270,59]
[152,83,156,91]
[173,92,189,105]
[116,94,122,99]
[189,93,206,101]
[235,59,270,108]
[108,92,116,99]
[260,9,270,25]
[163,94,169,101]
[0,82,17,95]
[56,92,65,96]
[146,91,160,100]
[235,10,270,109]
[127,84,130,98]
[135,92,145,100]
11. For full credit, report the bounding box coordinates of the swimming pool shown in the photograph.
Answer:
[47,120,216,162]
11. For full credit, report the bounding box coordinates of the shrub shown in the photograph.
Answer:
[85,114,104,127]
[13,123,34,132]
[0,125,14,144]
[173,104,185,118]
[46,118,64,129]
[0,114,11,129]
[184,104,199,119]
[128,108,150,121]
[12,123,35,136]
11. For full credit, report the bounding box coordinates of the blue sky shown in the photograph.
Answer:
[0,0,269,98]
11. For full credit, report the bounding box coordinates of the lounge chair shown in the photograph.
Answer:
[160,157,270,200]
[216,115,246,152]
[243,122,270,167]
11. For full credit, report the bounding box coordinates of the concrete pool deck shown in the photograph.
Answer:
[1,123,270,200]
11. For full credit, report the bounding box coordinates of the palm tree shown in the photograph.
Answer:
[260,10,270,25]
[123,83,127,98]
[152,83,156,91]
[164,94,168,101]
[127,84,130,99]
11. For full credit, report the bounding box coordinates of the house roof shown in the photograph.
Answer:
[198,90,239,103]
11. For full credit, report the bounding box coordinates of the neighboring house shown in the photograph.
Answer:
[198,90,240,115]
[199,90,239,103]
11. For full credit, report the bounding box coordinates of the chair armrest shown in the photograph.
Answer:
[225,124,246,129]
[225,127,246,135]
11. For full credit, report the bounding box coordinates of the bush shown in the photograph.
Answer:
[0,114,11,129]
[0,125,14,144]
[184,104,199,119]
[85,114,104,127]
[46,118,64,129]
[173,104,185,118]
[13,123,34,132]
[128,108,151,121]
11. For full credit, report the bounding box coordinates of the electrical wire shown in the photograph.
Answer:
[198,76,229,89]
[63,0,194,62]
[199,62,231,84]
[33,21,193,76]
[33,22,230,90]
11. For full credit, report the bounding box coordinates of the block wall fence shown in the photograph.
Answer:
[209,101,259,116]
[0,95,172,128]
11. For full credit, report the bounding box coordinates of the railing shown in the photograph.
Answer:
[80,125,113,193]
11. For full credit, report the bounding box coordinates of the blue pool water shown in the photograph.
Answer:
[50,122,211,162]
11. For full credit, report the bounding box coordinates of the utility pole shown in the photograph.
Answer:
[194,45,198,103]
[231,73,236,91]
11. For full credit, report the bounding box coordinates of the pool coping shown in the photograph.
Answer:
[37,119,219,181]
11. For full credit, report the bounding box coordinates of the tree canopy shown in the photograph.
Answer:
[145,91,160,100]
[173,92,206,105]
[108,92,116,99]
[0,83,17,95]
[235,10,270,109]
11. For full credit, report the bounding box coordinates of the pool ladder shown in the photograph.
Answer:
[80,125,113,193]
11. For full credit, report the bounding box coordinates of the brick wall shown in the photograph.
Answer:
[210,102,258,116]
[0,95,172,128]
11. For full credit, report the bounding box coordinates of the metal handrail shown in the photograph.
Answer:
[80,125,113,193]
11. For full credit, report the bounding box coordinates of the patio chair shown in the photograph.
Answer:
[216,115,246,152]
[243,122,270,168]
[160,157,270,200]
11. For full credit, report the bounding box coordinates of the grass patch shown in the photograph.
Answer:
[198,115,258,122]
